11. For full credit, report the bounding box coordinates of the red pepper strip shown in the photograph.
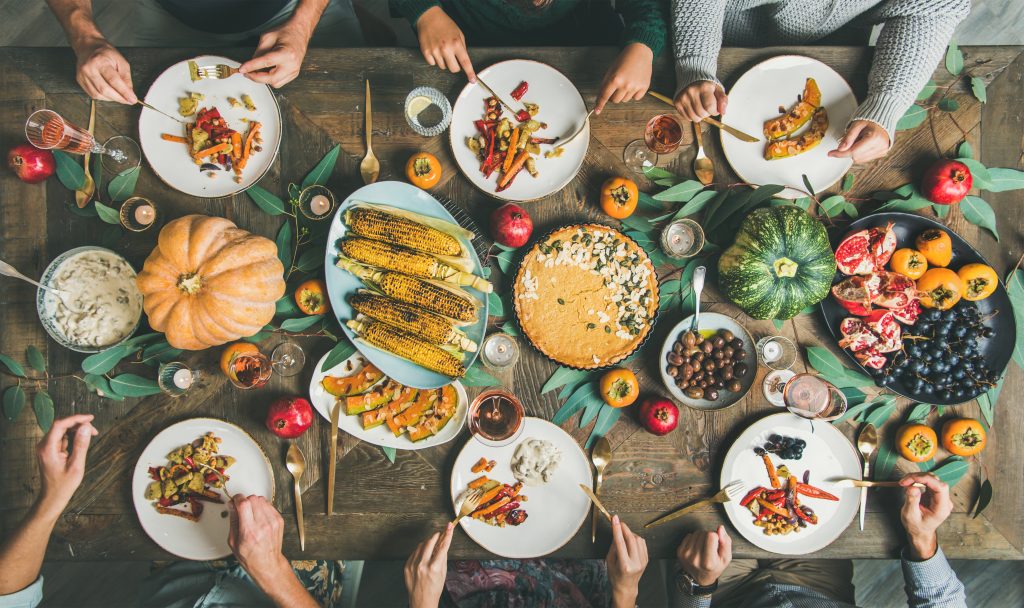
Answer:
[796,483,839,501]
[762,453,780,489]
[515,110,531,123]
[794,505,818,524]
[183,456,195,469]
[491,501,520,517]
[756,497,790,519]
[739,487,766,507]
[755,507,772,522]
[473,119,497,134]
[510,81,528,101]
[480,131,498,177]
[765,490,785,501]
[530,137,558,145]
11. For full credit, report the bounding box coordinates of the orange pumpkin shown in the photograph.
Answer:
[219,342,259,377]
[889,248,928,280]
[957,263,998,301]
[294,278,330,315]
[915,229,952,267]
[406,152,441,189]
[896,423,938,462]
[136,215,286,350]
[599,177,638,219]
[599,368,639,408]
[941,418,986,456]
[916,268,964,310]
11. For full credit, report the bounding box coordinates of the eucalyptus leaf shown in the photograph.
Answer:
[864,399,897,428]
[33,391,54,431]
[25,345,45,373]
[579,395,604,427]
[542,366,590,394]
[905,403,932,422]
[970,76,987,104]
[971,479,992,518]
[772,319,784,331]
[124,333,164,348]
[841,173,855,192]
[487,291,505,317]
[840,386,866,407]
[830,398,881,425]
[933,203,950,219]
[142,342,183,364]
[956,158,992,190]
[302,144,340,188]
[896,105,928,131]
[81,345,131,375]
[1006,270,1024,368]
[500,321,520,337]
[806,346,867,387]
[932,456,969,487]
[247,185,288,216]
[643,165,677,181]
[66,202,98,218]
[280,315,323,332]
[93,201,121,225]
[945,42,964,75]
[586,405,622,449]
[320,339,356,372]
[916,79,937,101]
[673,189,719,220]
[986,167,1024,192]
[82,373,122,400]
[960,196,999,241]
[937,98,959,112]
[461,363,501,387]
[957,141,973,159]
[619,214,653,233]
[381,446,396,463]
[494,248,517,274]
[2,385,26,420]
[553,383,600,425]
[52,150,85,190]
[977,378,1001,428]
[0,353,26,377]
[637,192,663,210]
[243,330,274,343]
[110,373,163,397]
[819,195,846,217]
[653,180,704,202]
[276,221,294,270]
[295,248,324,273]
[875,442,899,480]
[107,166,140,202]
[276,294,302,317]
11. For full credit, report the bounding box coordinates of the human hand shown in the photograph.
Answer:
[828,120,890,163]
[676,525,731,587]
[228,494,292,590]
[674,81,727,123]
[239,19,313,88]
[404,523,454,608]
[900,473,953,561]
[594,43,653,114]
[606,515,648,608]
[72,37,136,104]
[415,6,475,82]
[36,414,97,518]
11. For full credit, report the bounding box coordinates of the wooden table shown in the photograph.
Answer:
[1,46,1021,561]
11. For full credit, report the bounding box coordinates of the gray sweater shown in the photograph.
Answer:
[670,0,971,139]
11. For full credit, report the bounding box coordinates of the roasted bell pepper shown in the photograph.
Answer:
[491,501,520,517]
[510,81,528,101]
[756,497,790,519]
[739,486,766,507]
[796,483,839,501]
[515,109,531,123]
[794,505,818,524]
[496,150,530,191]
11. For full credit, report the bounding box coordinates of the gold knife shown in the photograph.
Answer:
[476,76,525,116]
[579,484,612,522]
[647,91,760,143]
[327,399,341,515]
[137,99,188,125]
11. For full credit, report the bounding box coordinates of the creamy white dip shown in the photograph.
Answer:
[45,250,142,348]
[511,438,562,486]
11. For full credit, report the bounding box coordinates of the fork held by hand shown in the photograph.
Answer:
[645,480,744,528]
[451,488,484,526]
[191,62,239,81]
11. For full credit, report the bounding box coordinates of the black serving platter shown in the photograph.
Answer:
[819,212,1015,405]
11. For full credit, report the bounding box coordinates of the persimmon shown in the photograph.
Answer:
[294,279,331,315]
[916,268,964,310]
[941,418,986,456]
[599,368,639,408]
[219,342,259,378]
[896,423,938,463]
[406,152,441,189]
[914,229,952,267]
[957,263,998,302]
[599,177,638,219]
[889,248,928,280]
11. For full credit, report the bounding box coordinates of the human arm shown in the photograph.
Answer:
[606,515,649,608]
[594,0,668,113]
[238,0,328,88]
[227,495,318,608]
[670,0,729,121]
[43,0,136,103]
[674,525,732,608]
[0,415,97,596]
[402,5,475,82]
[404,523,454,608]
[829,0,971,162]
[897,472,966,608]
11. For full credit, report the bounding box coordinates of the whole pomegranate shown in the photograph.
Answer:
[638,398,679,436]
[921,159,972,205]
[490,203,533,248]
[265,396,313,439]
[7,144,55,184]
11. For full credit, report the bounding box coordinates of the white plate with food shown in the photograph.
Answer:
[132,418,275,560]
[138,55,282,198]
[720,413,861,555]
[449,417,593,558]
[721,55,856,198]
[449,59,589,202]
[309,350,468,450]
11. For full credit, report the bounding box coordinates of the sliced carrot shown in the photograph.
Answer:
[471,457,488,474]
[497,150,530,190]
[762,453,780,489]
[230,132,243,161]
[475,484,505,507]
[161,133,188,144]
[473,496,511,518]
[468,476,489,489]
[503,128,520,172]
[193,142,231,160]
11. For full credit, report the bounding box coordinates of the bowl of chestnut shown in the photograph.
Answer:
[658,312,757,411]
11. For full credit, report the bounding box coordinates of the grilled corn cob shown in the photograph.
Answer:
[350,291,478,352]
[345,206,463,257]
[340,236,493,293]
[347,317,466,378]
[337,258,479,322]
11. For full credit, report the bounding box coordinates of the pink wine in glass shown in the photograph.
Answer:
[782,373,848,421]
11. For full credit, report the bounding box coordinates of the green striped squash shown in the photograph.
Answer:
[718,206,836,320]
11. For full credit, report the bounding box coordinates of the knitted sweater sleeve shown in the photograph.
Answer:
[391,0,441,26]
[618,0,669,56]
[669,0,729,94]
[855,0,971,140]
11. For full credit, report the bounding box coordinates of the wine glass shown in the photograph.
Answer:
[25,109,140,174]
[270,341,306,377]
[623,114,684,174]
[467,389,525,448]
[227,351,273,389]
[782,373,848,421]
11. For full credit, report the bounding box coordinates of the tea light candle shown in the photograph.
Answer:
[761,339,782,363]
[172,368,193,390]
[481,333,518,368]
[133,203,156,226]
[308,194,331,216]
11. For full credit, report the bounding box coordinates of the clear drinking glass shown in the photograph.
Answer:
[782,373,848,421]
[227,351,273,389]
[25,109,139,173]
[271,342,305,377]
[624,114,684,174]
[756,335,798,370]
[468,389,525,448]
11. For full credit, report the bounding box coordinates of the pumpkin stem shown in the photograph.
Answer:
[177,272,203,295]
[773,257,799,278]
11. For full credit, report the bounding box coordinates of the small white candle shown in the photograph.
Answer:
[762,340,782,363]
[172,368,193,389]
[134,203,155,226]
[309,194,331,216]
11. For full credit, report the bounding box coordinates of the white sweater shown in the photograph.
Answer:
[670,0,972,138]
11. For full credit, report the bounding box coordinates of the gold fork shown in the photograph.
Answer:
[189,60,239,81]
[195,461,232,502]
[645,480,746,528]
[451,488,484,526]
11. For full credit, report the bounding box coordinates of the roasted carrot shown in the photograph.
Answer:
[503,128,520,172]
[194,142,231,160]
[762,453,780,489]
[468,476,489,489]
[497,150,530,190]
[161,133,188,144]
[471,457,488,473]
[230,132,243,161]
[238,121,261,170]
[475,484,506,507]
[756,497,789,518]
[473,496,511,518]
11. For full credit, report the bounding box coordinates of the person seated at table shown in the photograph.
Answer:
[673,472,966,607]
[392,0,669,114]
[405,514,648,608]
[43,0,363,102]
[669,0,971,163]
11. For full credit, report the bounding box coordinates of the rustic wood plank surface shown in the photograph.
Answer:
[0,46,1021,561]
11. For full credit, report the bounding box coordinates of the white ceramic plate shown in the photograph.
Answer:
[308,350,468,450]
[138,55,282,198]
[450,418,593,558]
[131,418,275,560]
[323,181,487,389]
[449,59,589,202]
[658,312,757,411]
[720,413,861,555]
[721,55,856,198]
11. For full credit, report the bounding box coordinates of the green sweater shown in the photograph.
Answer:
[394,0,668,56]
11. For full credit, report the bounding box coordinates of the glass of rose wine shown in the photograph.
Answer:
[227,351,273,389]
[782,373,848,421]
[25,109,140,174]
[623,114,684,174]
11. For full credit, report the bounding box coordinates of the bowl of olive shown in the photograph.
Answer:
[658,312,757,411]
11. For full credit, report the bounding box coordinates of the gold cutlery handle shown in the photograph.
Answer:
[645,495,725,528]
[327,403,340,515]
[364,80,372,151]
[294,480,305,551]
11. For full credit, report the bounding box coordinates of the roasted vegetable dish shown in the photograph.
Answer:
[741,443,837,536]
[144,432,235,522]
[762,78,829,161]
[162,104,262,183]
[463,475,529,527]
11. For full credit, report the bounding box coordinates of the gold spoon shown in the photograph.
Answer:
[856,424,877,531]
[75,100,96,208]
[692,121,714,185]
[286,443,307,551]
[590,436,612,543]
[359,79,380,184]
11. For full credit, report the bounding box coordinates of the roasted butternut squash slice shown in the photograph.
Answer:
[763,78,822,140]
[764,107,829,160]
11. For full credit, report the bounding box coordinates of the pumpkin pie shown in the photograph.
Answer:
[513,224,658,369]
